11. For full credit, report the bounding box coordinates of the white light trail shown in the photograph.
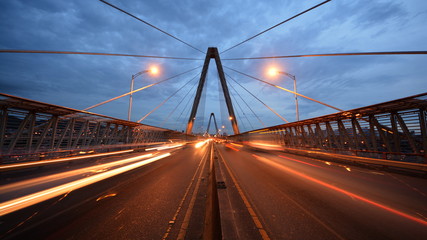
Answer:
[0,153,154,195]
[0,149,134,171]
[145,143,184,151]
[0,153,171,216]
[195,139,211,149]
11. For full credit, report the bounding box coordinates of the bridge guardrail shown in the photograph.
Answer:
[0,93,195,162]
[230,93,427,170]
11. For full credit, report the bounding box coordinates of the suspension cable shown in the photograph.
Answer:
[137,73,200,123]
[178,89,197,132]
[226,90,247,131]
[222,51,427,60]
[0,49,202,60]
[226,76,265,127]
[229,84,253,130]
[226,73,289,123]
[225,66,343,112]
[160,76,199,127]
[232,100,248,131]
[99,0,204,54]
[221,0,331,54]
[83,66,200,111]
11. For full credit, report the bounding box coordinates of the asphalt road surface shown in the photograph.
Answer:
[1,141,426,239]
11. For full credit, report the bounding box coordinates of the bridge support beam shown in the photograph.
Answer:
[186,47,240,135]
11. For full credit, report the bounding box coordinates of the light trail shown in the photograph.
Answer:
[245,141,282,151]
[195,140,210,148]
[0,153,171,216]
[145,143,184,151]
[252,154,427,227]
[230,143,243,147]
[225,144,240,152]
[0,153,154,195]
[0,149,134,171]
[278,155,323,168]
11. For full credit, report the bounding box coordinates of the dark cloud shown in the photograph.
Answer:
[0,0,426,133]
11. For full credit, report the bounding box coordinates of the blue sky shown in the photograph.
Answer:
[0,0,426,134]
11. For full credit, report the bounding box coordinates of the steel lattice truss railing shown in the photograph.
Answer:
[231,93,427,163]
[0,93,192,161]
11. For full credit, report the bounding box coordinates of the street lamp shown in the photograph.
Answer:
[128,66,159,121]
[268,67,300,121]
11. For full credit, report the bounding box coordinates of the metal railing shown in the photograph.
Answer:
[0,93,194,162]
[230,93,427,164]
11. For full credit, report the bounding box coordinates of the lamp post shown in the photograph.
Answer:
[128,67,159,121]
[268,68,300,121]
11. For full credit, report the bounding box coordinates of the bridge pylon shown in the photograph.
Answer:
[186,47,240,135]
[206,112,220,136]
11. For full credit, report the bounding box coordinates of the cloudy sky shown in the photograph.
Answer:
[1,0,426,134]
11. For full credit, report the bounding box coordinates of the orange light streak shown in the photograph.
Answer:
[0,153,154,194]
[195,140,209,148]
[0,153,171,216]
[225,144,240,151]
[0,149,134,171]
[247,141,282,151]
[230,143,243,147]
[145,143,183,151]
[278,155,322,168]
[96,193,117,201]
[252,154,427,227]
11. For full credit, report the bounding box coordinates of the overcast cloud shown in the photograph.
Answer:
[0,0,426,134]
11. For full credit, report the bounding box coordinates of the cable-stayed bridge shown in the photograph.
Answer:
[1,1,427,239]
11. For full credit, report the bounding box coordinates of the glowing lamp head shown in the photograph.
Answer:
[150,66,159,75]
[267,67,279,77]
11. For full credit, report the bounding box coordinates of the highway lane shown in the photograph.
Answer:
[1,140,426,239]
[1,142,213,239]
[216,143,427,240]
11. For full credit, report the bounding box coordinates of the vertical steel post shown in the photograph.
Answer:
[128,74,135,121]
[0,108,7,154]
[67,118,75,149]
[390,113,401,153]
[50,116,58,151]
[419,109,427,161]
[26,113,36,153]
[279,72,299,121]
[293,77,299,121]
